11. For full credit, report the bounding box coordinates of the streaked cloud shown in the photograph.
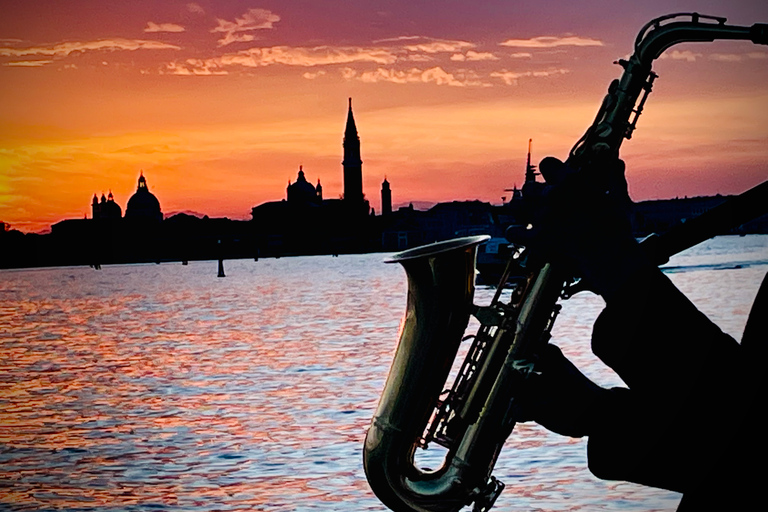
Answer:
[510,52,532,58]
[660,49,767,63]
[161,36,490,76]
[0,39,180,58]
[499,36,603,48]
[212,8,281,46]
[234,45,397,66]
[165,59,228,75]
[342,66,490,87]
[373,36,423,43]
[663,50,701,62]
[709,53,743,62]
[709,51,768,62]
[450,51,499,62]
[403,39,474,54]
[4,60,53,67]
[144,22,185,33]
[161,34,578,88]
[169,45,399,74]
[490,68,569,85]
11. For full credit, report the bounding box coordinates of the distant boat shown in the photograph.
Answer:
[475,237,524,287]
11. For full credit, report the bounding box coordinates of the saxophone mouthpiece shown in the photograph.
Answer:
[751,24,768,45]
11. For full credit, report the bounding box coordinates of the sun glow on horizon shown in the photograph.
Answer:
[2,2,767,233]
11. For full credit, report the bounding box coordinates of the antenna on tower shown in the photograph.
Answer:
[524,138,538,184]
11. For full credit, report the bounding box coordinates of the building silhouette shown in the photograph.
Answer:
[125,172,162,222]
[92,191,122,220]
[343,97,365,210]
[5,113,767,270]
[381,177,392,216]
[250,98,376,256]
[286,166,322,205]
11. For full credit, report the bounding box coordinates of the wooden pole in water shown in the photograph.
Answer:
[217,239,225,277]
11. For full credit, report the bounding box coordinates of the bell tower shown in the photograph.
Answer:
[381,177,392,215]
[342,98,364,206]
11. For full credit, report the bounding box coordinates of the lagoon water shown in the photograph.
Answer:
[1,235,767,511]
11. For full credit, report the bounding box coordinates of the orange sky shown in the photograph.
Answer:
[2,1,767,233]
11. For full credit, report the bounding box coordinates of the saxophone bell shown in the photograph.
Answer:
[363,235,496,512]
[364,233,565,512]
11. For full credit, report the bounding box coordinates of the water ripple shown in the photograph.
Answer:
[1,238,765,511]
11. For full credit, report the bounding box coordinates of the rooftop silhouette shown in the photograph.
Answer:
[2,105,767,271]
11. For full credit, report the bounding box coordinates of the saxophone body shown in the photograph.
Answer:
[364,13,768,512]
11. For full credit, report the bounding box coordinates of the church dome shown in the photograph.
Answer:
[92,191,122,219]
[125,173,162,221]
[287,166,320,204]
[102,192,122,218]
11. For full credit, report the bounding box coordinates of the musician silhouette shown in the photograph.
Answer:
[509,156,767,511]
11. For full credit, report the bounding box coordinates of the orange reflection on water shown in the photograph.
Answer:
[0,259,402,511]
[4,250,748,510]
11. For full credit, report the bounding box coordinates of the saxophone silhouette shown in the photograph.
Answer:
[363,13,768,512]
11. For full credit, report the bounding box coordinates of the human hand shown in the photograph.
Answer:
[506,156,650,300]
[511,344,609,438]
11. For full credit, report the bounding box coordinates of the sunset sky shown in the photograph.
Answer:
[2,1,767,233]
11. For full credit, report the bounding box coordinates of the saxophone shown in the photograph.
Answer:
[364,13,768,512]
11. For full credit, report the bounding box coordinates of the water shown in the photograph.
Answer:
[1,235,766,512]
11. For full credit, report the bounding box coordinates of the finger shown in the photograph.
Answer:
[606,159,631,205]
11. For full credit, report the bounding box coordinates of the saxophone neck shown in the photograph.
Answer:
[568,13,768,168]
[634,13,768,62]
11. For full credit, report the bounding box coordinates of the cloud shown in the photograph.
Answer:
[709,51,768,62]
[402,39,474,54]
[510,52,532,58]
[404,54,433,62]
[164,42,405,75]
[224,45,397,67]
[186,3,205,14]
[144,22,185,33]
[0,39,180,58]
[165,59,228,75]
[302,70,326,80]
[3,60,53,67]
[662,50,701,62]
[499,36,603,48]
[659,49,768,63]
[373,35,423,43]
[342,66,489,87]
[489,70,525,85]
[156,32,575,82]
[490,68,569,85]
[211,37,479,68]
[450,50,498,62]
[212,8,280,46]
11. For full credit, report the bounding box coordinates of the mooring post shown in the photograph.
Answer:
[217,239,225,277]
